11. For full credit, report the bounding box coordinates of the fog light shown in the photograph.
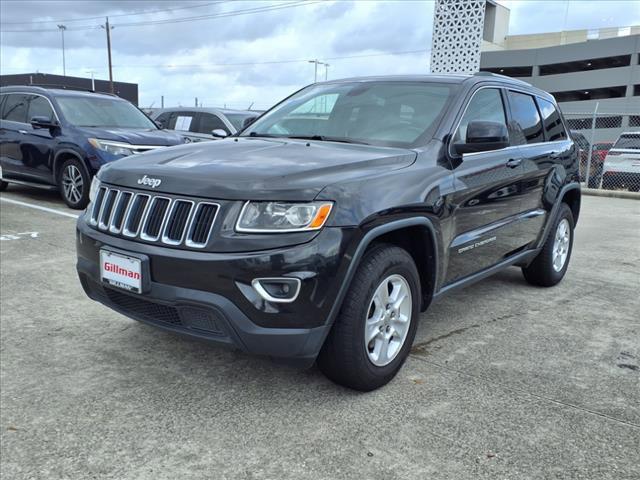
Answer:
[251,278,301,303]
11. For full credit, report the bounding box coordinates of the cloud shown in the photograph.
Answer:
[2,0,638,109]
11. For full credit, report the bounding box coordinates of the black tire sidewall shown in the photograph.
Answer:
[59,158,90,209]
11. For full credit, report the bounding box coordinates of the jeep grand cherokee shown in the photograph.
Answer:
[76,73,580,391]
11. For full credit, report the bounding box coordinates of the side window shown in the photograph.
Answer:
[198,113,230,135]
[2,94,29,123]
[537,98,567,141]
[453,88,507,148]
[28,95,55,122]
[173,113,195,132]
[507,91,544,144]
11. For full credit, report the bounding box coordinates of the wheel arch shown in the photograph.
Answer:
[561,185,581,225]
[53,149,88,183]
[327,217,440,334]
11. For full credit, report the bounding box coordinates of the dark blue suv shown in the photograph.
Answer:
[0,86,184,208]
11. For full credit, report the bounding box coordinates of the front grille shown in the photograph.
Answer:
[89,186,218,248]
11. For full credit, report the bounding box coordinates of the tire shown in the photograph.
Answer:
[522,203,574,287]
[0,180,7,191]
[59,158,90,209]
[317,244,421,391]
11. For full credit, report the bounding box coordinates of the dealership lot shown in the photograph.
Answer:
[0,187,639,480]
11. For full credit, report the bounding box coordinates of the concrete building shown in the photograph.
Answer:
[478,5,639,144]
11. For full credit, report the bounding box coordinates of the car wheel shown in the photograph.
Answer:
[0,180,7,191]
[317,244,421,391]
[59,158,90,209]
[522,203,574,287]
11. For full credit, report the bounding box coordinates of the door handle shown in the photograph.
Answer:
[18,130,28,134]
[506,158,522,168]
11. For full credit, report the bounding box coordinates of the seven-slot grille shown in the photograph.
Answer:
[89,186,218,248]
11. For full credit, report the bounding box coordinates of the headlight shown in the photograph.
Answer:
[88,138,135,157]
[236,201,333,233]
[89,176,101,203]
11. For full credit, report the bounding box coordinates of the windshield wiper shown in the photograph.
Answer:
[286,135,369,145]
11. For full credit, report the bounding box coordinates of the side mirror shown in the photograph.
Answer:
[30,116,58,129]
[455,121,509,155]
[154,119,164,129]
[211,129,228,138]
[242,116,257,129]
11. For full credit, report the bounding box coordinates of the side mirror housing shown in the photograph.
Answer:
[211,129,228,138]
[154,119,164,129]
[455,121,509,155]
[30,116,58,129]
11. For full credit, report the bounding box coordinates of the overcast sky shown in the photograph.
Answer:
[1,0,639,109]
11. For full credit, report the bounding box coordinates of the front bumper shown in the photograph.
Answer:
[76,219,356,364]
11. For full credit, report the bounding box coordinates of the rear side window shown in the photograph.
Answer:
[507,91,544,144]
[453,88,507,145]
[198,113,229,135]
[28,95,55,122]
[1,93,29,123]
[537,98,567,141]
[613,134,640,150]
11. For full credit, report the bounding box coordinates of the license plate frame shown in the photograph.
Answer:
[100,249,146,294]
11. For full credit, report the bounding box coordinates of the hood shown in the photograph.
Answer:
[98,137,416,200]
[76,127,184,146]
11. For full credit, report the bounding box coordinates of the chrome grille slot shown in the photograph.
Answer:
[109,192,133,233]
[140,197,171,241]
[89,187,107,225]
[123,194,150,237]
[98,189,118,230]
[88,186,219,248]
[186,203,219,248]
[162,200,193,245]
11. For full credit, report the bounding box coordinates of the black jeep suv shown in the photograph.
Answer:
[76,74,580,391]
[0,86,184,209]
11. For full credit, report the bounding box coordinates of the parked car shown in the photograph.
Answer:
[601,132,640,191]
[76,73,580,391]
[0,86,185,208]
[570,130,591,182]
[151,107,260,142]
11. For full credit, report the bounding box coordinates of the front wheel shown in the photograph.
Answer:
[317,244,421,391]
[0,180,7,192]
[59,158,90,209]
[522,203,574,287]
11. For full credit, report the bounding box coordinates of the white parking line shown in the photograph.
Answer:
[0,197,79,219]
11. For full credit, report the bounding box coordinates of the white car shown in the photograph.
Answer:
[601,132,640,191]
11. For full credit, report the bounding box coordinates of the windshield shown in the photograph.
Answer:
[241,81,456,147]
[56,96,157,129]
[225,112,258,130]
[613,134,640,150]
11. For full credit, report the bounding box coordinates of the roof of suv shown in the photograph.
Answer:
[0,85,122,100]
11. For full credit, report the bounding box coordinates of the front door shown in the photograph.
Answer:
[18,94,59,182]
[445,87,525,284]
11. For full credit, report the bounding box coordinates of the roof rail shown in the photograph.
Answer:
[473,71,532,86]
[22,83,119,96]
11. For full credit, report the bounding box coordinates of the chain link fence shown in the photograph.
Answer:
[563,109,640,192]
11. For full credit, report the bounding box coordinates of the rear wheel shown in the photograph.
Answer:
[522,203,574,287]
[0,180,7,191]
[59,158,90,209]
[317,244,421,391]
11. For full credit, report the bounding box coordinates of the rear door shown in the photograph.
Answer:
[509,92,573,246]
[0,93,31,179]
[195,112,232,141]
[446,86,526,284]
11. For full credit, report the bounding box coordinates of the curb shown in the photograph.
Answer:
[582,188,640,200]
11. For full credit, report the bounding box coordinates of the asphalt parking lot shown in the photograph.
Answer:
[1,186,639,480]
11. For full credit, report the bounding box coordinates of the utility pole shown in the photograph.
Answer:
[57,24,67,76]
[308,59,329,83]
[101,17,114,94]
[86,70,96,90]
[324,63,330,81]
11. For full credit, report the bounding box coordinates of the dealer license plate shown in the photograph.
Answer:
[100,250,142,293]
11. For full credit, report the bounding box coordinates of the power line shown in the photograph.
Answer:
[0,1,320,32]
[0,1,227,25]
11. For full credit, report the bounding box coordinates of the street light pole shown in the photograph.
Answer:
[324,63,329,81]
[57,24,67,76]
[308,59,329,83]
[86,70,96,91]
[101,17,114,94]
